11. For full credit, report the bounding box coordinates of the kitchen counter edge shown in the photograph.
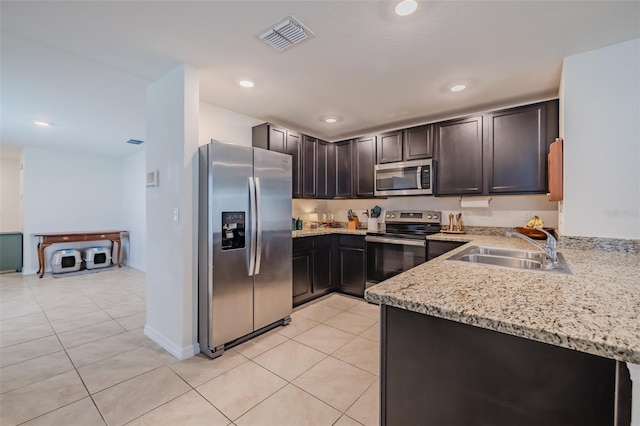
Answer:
[365,233,640,364]
[292,228,367,238]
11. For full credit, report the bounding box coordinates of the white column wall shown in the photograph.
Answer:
[561,38,640,239]
[144,64,200,360]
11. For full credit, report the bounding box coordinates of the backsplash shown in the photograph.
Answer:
[293,194,558,230]
[558,236,640,253]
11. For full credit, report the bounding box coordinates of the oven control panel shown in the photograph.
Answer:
[385,210,441,224]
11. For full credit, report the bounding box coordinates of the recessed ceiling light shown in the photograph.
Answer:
[395,0,418,16]
[34,121,50,127]
[239,80,255,88]
[450,84,467,92]
[321,116,342,124]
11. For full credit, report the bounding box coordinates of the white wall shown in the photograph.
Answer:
[561,38,640,239]
[294,195,557,230]
[121,150,146,271]
[0,156,22,232]
[199,101,262,147]
[145,64,200,360]
[22,146,123,274]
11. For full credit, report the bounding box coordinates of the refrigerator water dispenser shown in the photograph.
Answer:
[221,212,245,250]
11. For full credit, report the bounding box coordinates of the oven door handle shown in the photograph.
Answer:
[365,236,426,247]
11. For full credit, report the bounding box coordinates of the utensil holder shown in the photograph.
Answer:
[368,218,378,231]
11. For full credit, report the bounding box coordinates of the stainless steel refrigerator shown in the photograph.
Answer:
[198,139,292,359]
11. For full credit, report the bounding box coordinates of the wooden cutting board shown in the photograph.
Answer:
[548,138,563,201]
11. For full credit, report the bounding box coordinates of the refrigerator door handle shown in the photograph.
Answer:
[248,177,257,276]
[255,177,263,275]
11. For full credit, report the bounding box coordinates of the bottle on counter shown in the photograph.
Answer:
[296,217,303,230]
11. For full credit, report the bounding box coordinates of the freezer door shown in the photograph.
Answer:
[208,140,255,347]
[253,148,293,329]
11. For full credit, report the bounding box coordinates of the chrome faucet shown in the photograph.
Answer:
[506,228,558,266]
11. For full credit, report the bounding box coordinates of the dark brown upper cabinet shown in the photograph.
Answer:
[302,135,317,198]
[376,125,433,164]
[377,126,433,164]
[252,123,302,198]
[377,130,403,164]
[354,135,376,198]
[316,140,335,199]
[435,116,484,195]
[334,140,353,199]
[486,100,559,194]
[404,125,434,161]
[286,131,302,198]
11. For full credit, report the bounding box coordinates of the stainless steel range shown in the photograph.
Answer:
[365,210,442,288]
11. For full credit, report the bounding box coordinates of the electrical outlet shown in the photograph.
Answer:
[173,208,180,222]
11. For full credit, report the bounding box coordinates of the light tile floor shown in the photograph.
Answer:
[0,268,380,426]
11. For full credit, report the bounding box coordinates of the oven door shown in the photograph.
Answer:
[365,235,427,287]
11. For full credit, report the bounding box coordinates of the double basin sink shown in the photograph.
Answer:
[447,245,571,274]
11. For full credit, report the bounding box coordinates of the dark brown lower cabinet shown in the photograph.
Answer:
[293,234,367,305]
[293,235,336,307]
[381,305,632,426]
[337,235,366,297]
[427,239,466,260]
[312,235,334,295]
[292,238,313,306]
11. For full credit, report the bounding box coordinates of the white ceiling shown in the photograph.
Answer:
[1,1,639,157]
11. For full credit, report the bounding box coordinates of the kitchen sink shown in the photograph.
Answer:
[455,254,543,269]
[462,246,547,262]
[447,246,571,274]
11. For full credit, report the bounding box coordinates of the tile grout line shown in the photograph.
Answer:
[111,364,195,426]
[6,276,377,426]
[11,271,151,425]
[9,275,109,426]
[338,374,379,421]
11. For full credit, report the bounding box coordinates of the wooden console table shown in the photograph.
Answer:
[34,230,126,278]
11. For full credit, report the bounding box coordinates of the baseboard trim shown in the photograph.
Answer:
[144,324,200,360]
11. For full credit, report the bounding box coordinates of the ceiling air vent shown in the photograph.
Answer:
[259,16,314,51]
[126,139,144,145]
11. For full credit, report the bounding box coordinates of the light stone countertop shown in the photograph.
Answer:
[292,228,367,238]
[365,233,640,364]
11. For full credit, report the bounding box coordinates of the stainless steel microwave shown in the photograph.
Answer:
[374,159,434,196]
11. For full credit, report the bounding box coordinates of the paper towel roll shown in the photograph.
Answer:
[460,197,491,209]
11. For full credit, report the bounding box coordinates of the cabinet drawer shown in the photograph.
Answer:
[293,237,313,253]
[313,235,334,250]
[338,235,365,249]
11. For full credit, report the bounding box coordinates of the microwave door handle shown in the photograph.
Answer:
[416,165,422,189]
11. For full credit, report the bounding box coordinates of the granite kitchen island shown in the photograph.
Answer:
[365,234,640,426]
